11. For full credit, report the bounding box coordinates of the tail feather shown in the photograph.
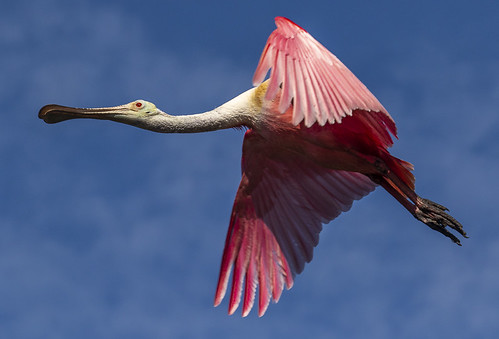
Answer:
[382,153,415,191]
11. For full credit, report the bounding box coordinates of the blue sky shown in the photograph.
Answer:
[2,0,499,338]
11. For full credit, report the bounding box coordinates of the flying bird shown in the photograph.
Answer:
[39,17,466,317]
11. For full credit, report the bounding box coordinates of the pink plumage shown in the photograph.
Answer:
[214,130,377,316]
[253,17,390,127]
[215,17,397,316]
[212,17,456,317]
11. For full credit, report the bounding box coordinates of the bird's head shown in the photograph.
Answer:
[38,100,166,127]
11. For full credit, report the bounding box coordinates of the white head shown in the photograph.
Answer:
[39,99,166,125]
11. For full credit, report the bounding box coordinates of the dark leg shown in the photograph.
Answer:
[370,174,467,245]
[413,196,467,245]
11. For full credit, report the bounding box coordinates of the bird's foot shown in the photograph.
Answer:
[414,198,467,245]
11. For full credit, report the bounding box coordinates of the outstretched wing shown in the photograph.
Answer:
[214,131,376,317]
[253,16,392,128]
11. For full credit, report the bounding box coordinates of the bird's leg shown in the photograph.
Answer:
[381,170,467,242]
[413,196,467,244]
[372,158,419,204]
[369,174,467,245]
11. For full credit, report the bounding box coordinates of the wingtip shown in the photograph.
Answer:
[257,298,270,317]
[213,294,223,308]
[274,17,305,32]
[228,302,239,316]
[274,16,291,24]
[214,269,231,308]
[242,307,251,318]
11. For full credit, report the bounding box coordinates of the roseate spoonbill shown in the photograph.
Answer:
[39,17,466,317]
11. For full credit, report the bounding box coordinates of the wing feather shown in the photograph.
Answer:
[228,216,250,314]
[214,131,376,316]
[253,16,392,127]
[242,223,258,317]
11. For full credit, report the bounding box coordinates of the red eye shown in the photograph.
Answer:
[136,102,143,108]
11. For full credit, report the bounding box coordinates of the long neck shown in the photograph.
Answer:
[138,89,259,133]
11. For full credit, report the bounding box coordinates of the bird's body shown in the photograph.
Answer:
[211,80,417,316]
[39,17,466,317]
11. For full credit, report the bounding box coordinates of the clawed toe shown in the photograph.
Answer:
[419,198,448,212]
[415,198,467,245]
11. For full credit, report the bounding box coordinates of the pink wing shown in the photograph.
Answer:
[214,131,376,316]
[253,16,391,127]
